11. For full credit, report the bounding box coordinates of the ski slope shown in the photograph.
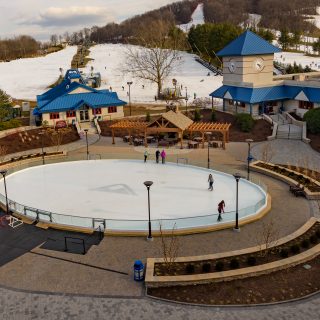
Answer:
[178,3,205,33]
[80,43,222,104]
[0,46,77,100]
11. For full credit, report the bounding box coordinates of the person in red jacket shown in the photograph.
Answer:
[217,200,225,221]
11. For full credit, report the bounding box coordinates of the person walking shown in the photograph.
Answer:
[217,200,225,222]
[144,150,149,163]
[155,149,160,163]
[160,149,166,164]
[208,174,214,191]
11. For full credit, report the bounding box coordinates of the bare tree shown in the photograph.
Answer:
[0,145,8,162]
[46,127,71,151]
[159,223,180,273]
[50,34,58,46]
[257,219,279,260]
[261,142,274,163]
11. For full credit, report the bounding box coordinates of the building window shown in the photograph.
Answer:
[299,101,313,110]
[49,113,60,120]
[93,108,102,115]
[108,106,117,113]
[66,110,76,117]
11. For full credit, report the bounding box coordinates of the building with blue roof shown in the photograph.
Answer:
[34,69,126,126]
[210,30,320,117]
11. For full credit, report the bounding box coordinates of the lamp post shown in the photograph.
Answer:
[185,86,188,114]
[84,129,89,160]
[144,180,153,241]
[245,139,253,180]
[233,173,241,232]
[206,132,211,169]
[127,81,133,116]
[0,169,9,215]
[38,131,45,165]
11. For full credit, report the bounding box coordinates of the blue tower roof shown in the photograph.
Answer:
[217,30,281,57]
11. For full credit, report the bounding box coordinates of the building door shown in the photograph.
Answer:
[79,105,90,122]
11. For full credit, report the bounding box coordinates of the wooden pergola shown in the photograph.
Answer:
[110,111,231,149]
[110,120,148,145]
[187,122,231,149]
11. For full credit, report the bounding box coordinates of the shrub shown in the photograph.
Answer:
[229,258,240,269]
[279,248,289,258]
[310,235,317,244]
[290,244,300,254]
[215,261,224,271]
[235,113,254,132]
[185,264,195,274]
[202,262,211,273]
[211,110,216,122]
[301,239,310,249]
[146,111,151,122]
[303,108,320,134]
[246,256,256,266]
[0,119,22,131]
[316,230,320,238]
[194,108,201,121]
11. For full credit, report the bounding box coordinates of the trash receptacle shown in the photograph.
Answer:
[134,260,144,281]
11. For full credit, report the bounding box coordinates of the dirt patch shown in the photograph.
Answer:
[308,132,320,153]
[0,128,80,154]
[148,255,320,305]
[201,110,272,142]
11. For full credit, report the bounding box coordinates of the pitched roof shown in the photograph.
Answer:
[210,84,320,104]
[161,111,194,130]
[217,30,281,57]
[35,70,126,114]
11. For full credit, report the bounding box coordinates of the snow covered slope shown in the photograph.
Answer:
[178,3,205,33]
[0,46,77,100]
[275,52,320,70]
[80,44,222,104]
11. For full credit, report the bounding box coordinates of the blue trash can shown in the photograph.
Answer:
[134,260,144,281]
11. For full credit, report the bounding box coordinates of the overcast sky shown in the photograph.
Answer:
[0,0,178,41]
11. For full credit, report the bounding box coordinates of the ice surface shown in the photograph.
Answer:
[0,46,77,100]
[1,160,266,223]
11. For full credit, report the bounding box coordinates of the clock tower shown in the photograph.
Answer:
[217,30,281,87]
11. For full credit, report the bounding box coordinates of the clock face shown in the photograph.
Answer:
[228,59,236,73]
[254,58,264,72]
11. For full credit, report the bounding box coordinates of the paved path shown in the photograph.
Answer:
[1,286,320,320]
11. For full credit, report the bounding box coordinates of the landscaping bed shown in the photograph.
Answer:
[148,255,320,305]
[154,222,320,277]
[0,127,79,154]
[308,132,320,153]
[200,109,272,142]
[254,162,320,193]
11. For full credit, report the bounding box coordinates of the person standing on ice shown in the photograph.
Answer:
[208,174,214,191]
[155,149,160,163]
[217,200,225,221]
[160,149,166,164]
[144,150,149,163]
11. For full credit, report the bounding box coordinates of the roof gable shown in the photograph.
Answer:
[149,111,193,130]
[295,90,309,101]
[217,30,281,57]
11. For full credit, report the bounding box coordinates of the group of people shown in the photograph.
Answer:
[144,149,166,164]
[208,174,225,222]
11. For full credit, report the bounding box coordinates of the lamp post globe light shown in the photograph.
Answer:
[0,169,9,215]
[38,131,45,165]
[245,139,254,180]
[127,81,133,116]
[84,129,89,160]
[144,180,153,241]
[233,172,241,232]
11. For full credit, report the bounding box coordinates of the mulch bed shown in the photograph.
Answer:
[0,128,79,154]
[154,223,320,276]
[148,255,320,305]
[200,109,272,142]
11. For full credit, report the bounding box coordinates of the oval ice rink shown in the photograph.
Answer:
[1,160,266,222]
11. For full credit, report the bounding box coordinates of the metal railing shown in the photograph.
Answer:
[0,154,268,232]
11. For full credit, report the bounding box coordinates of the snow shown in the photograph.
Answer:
[0,46,77,100]
[178,3,205,33]
[305,6,320,29]
[80,43,222,104]
[1,160,266,230]
[275,52,320,69]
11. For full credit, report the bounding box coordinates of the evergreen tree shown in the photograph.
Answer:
[278,30,291,50]
[312,38,320,55]
[0,89,12,121]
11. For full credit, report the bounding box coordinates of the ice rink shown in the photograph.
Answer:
[0,160,267,230]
